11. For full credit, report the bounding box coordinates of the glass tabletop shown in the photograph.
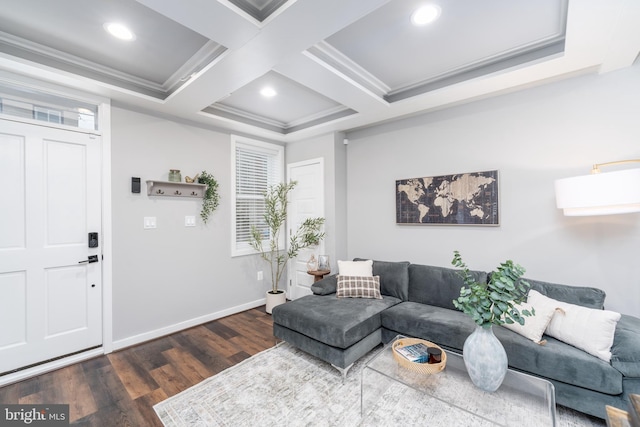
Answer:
[361,335,557,426]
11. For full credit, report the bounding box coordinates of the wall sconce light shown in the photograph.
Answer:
[555,159,640,216]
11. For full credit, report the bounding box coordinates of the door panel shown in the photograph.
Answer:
[0,271,27,348]
[45,139,87,245]
[0,133,26,249]
[45,265,89,337]
[0,119,102,373]
[287,159,324,300]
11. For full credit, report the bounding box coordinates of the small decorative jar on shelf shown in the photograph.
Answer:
[168,169,182,182]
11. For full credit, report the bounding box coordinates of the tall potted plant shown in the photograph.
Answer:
[250,181,325,313]
[452,250,534,392]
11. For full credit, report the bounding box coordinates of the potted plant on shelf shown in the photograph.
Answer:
[250,181,325,313]
[451,250,534,392]
[197,171,220,224]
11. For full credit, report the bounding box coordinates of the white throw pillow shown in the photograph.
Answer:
[501,301,559,345]
[526,290,621,362]
[337,259,373,276]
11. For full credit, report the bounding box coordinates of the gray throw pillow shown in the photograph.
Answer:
[310,274,337,295]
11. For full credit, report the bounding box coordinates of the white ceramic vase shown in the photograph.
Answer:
[462,325,508,392]
[265,290,286,314]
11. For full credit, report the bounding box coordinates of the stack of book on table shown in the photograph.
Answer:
[395,342,431,364]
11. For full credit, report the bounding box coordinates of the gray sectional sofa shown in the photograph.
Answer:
[272,259,640,419]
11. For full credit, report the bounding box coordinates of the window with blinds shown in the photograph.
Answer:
[231,136,284,256]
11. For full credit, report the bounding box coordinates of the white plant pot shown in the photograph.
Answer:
[265,290,286,314]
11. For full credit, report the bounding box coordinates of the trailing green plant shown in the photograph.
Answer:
[197,171,220,224]
[249,181,325,294]
[452,250,534,328]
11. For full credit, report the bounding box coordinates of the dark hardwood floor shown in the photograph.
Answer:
[0,307,276,426]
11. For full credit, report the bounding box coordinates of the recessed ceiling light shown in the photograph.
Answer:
[104,22,136,41]
[260,87,277,98]
[411,4,441,26]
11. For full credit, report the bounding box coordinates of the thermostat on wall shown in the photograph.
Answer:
[132,177,141,193]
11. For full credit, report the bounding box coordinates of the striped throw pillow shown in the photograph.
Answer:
[336,275,382,299]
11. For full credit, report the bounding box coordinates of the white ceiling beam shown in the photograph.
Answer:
[599,0,640,73]
[273,52,389,113]
[152,0,390,114]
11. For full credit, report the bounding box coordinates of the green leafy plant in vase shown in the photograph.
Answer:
[249,181,325,313]
[451,250,534,392]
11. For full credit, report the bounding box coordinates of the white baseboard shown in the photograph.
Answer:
[112,298,267,351]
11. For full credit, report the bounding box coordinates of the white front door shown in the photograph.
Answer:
[287,158,324,300]
[0,119,102,374]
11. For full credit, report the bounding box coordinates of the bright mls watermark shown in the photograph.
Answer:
[0,405,69,426]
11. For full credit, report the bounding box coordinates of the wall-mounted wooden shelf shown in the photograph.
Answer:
[146,180,206,198]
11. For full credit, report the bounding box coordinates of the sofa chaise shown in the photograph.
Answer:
[272,258,640,419]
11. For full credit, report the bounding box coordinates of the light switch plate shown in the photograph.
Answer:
[144,217,157,229]
[185,215,196,227]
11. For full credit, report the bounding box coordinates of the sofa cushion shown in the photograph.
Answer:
[272,294,401,349]
[381,301,477,350]
[381,302,623,395]
[501,331,623,395]
[408,263,487,310]
[354,258,410,300]
[336,275,382,299]
[611,314,640,377]
[526,278,606,309]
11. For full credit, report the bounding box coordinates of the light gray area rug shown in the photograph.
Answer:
[154,343,606,427]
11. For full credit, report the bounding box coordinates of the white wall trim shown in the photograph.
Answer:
[100,100,114,354]
[111,298,267,351]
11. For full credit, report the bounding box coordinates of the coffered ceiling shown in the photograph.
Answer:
[0,0,638,142]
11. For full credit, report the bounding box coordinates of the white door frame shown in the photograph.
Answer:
[286,158,325,299]
[0,73,112,386]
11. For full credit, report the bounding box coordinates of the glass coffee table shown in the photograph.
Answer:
[361,335,557,426]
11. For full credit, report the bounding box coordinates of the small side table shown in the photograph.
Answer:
[307,270,330,282]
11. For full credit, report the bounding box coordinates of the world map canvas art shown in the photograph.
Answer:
[396,170,499,225]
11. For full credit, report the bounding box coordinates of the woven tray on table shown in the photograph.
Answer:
[392,337,447,374]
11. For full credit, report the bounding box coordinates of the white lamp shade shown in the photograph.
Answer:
[555,169,640,216]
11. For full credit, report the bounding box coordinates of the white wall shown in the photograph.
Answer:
[111,108,270,345]
[345,65,640,317]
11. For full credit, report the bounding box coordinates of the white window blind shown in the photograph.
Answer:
[232,136,284,257]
